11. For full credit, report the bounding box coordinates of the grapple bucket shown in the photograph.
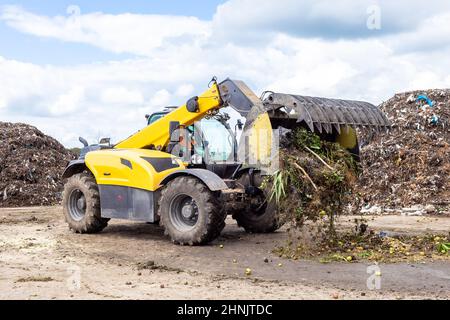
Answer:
[263,93,391,134]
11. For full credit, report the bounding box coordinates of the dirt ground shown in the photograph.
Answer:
[0,206,449,300]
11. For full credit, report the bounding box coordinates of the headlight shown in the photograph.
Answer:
[191,154,203,165]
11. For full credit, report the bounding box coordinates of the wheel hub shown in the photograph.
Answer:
[169,195,199,231]
[77,196,86,211]
[181,202,195,219]
[68,189,87,222]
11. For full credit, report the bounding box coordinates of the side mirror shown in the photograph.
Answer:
[99,137,111,146]
[169,121,181,143]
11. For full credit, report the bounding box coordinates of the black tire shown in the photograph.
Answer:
[233,171,282,233]
[158,176,226,245]
[233,201,281,233]
[63,172,109,233]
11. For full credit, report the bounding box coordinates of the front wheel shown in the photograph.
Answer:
[62,172,109,233]
[233,171,283,233]
[158,176,226,245]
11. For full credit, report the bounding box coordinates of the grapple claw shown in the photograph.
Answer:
[263,93,390,133]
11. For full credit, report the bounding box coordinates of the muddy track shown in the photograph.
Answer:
[0,206,449,300]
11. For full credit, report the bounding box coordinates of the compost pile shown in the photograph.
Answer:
[356,89,450,212]
[0,122,75,207]
[273,128,359,237]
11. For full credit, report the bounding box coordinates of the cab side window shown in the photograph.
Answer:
[147,113,165,125]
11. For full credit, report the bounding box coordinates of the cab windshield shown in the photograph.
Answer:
[196,119,234,163]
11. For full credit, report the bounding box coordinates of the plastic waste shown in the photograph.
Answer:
[416,94,434,107]
[430,114,439,125]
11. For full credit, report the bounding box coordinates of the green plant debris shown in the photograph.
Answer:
[274,232,450,263]
[436,240,450,254]
[270,128,359,237]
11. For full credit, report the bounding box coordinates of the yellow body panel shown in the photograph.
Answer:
[85,149,185,191]
[115,84,222,150]
[247,113,273,165]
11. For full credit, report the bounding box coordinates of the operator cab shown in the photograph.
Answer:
[145,106,246,178]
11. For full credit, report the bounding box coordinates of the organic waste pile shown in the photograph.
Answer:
[355,89,450,213]
[0,122,75,207]
[271,127,359,238]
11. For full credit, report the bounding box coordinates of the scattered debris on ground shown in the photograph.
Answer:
[15,276,54,283]
[0,122,75,207]
[136,260,183,273]
[355,90,449,214]
[275,222,450,263]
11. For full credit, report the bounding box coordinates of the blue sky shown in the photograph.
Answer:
[1,1,450,147]
[0,1,224,64]
[1,0,223,17]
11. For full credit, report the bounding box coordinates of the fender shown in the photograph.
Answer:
[160,169,228,191]
[62,159,87,179]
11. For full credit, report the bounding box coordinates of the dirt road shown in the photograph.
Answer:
[0,206,449,300]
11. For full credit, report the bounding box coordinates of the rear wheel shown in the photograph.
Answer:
[63,173,109,233]
[158,176,226,245]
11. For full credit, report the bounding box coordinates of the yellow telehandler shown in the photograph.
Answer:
[62,78,389,245]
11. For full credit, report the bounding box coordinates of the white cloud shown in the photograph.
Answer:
[175,84,195,97]
[212,0,450,40]
[387,12,450,53]
[0,5,211,56]
[48,86,85,116]
[0,2,450,147]
[0,97,6,109]
[100,87,144,105]
[150,89,171,107]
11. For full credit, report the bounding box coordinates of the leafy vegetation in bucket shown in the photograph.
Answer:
[267,127,359,238]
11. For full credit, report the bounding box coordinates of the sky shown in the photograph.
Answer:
[1,0,450,147]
